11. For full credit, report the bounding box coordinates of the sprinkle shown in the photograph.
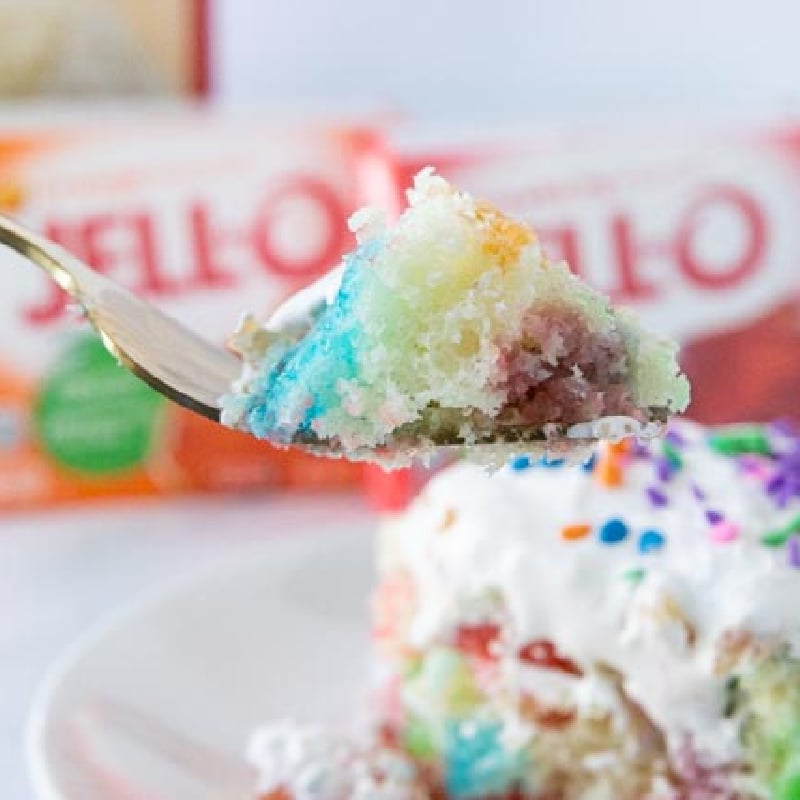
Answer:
[738,455,772,481]
[596,456,622,488]
[599,518,629,544]
[770,419,797,437]
[438,508,458,533]
[632,440,651,458]
[709,520,739,543]
[788,536,800,569]
[638,530,666,553]
[609,439,633,456]
[705,509,723,525]
[662,442,683,470]
[765,441,800,508]
[665,429,686,447]
[766,470,800,509]
[708,427,772,456]
[540,457,565,469]
[581,452,597,472]
[622,567,646,583]
[654,457,674,483]
[561,523,592,541]
[691,483,706,502]
[762,530,792,548]
[510,455,532,471]
[646,486,668,508]
[760,514,800,547]
[785,513,800,535]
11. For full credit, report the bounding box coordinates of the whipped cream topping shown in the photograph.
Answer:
[247,720,425,800]
[382,420,800,763]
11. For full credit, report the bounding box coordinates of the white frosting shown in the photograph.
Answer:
[384,420,800,763]
[247,720,425,800]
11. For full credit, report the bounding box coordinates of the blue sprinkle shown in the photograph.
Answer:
[581,452,597,472]
[638,529,666,554]
[510,455,532,471]
[539,457,565,469]
[646,486,668,508]
[705,509,724,525]
[599,518,629,544]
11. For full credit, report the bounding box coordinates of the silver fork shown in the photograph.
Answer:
[0,213,243,423]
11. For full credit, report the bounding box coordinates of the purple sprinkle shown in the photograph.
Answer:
[665,429,686,447]
[632,441,651,458]
[788,536,800,569]
[646,486,669,507]
[691,483,706,502]
[654,457,674,482]
[738,455,772,481]
[770,418,798,437]
[705,509,724,525]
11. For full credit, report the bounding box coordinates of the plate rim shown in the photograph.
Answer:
[25,522,373,800]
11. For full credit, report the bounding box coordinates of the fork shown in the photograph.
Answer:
[0,213,653,455]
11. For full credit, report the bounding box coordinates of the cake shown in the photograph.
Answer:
[247,419,800,799]
[221,169,689,466]
[370,419,800,799]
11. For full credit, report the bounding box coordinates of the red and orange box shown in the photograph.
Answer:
[0,111,391,509]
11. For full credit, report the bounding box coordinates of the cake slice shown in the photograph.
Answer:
[371,420,800,799]
[221,168,689,466]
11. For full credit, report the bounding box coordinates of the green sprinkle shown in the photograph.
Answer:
[762,530,792,548]
[786,514,800,535]
[622,567,646,583]
[708,427,772,456]
[761,515,800,548]
[662,441,683,470]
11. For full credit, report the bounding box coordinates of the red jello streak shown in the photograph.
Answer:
[455,623,502,660]
[518,639,583,676]
[259,790,292,800]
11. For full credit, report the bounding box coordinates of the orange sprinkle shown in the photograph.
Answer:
[561,523,592,541]
[608,438,633,456]
[437,507,458,533]
[0,182,23,212]
[596,456,623,488]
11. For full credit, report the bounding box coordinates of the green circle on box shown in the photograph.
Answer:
[34,334,165,475]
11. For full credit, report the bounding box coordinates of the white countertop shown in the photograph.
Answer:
[0,492,372,800]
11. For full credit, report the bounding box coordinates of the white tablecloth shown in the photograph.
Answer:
[0,493,371,800]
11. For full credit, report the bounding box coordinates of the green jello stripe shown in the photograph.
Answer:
[772,771,800,800]
[403,716,437,760]
[709,427,772,456]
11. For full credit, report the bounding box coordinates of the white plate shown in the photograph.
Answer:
[27,525,374,800]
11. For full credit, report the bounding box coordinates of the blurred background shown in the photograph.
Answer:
[3,0,800,796]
